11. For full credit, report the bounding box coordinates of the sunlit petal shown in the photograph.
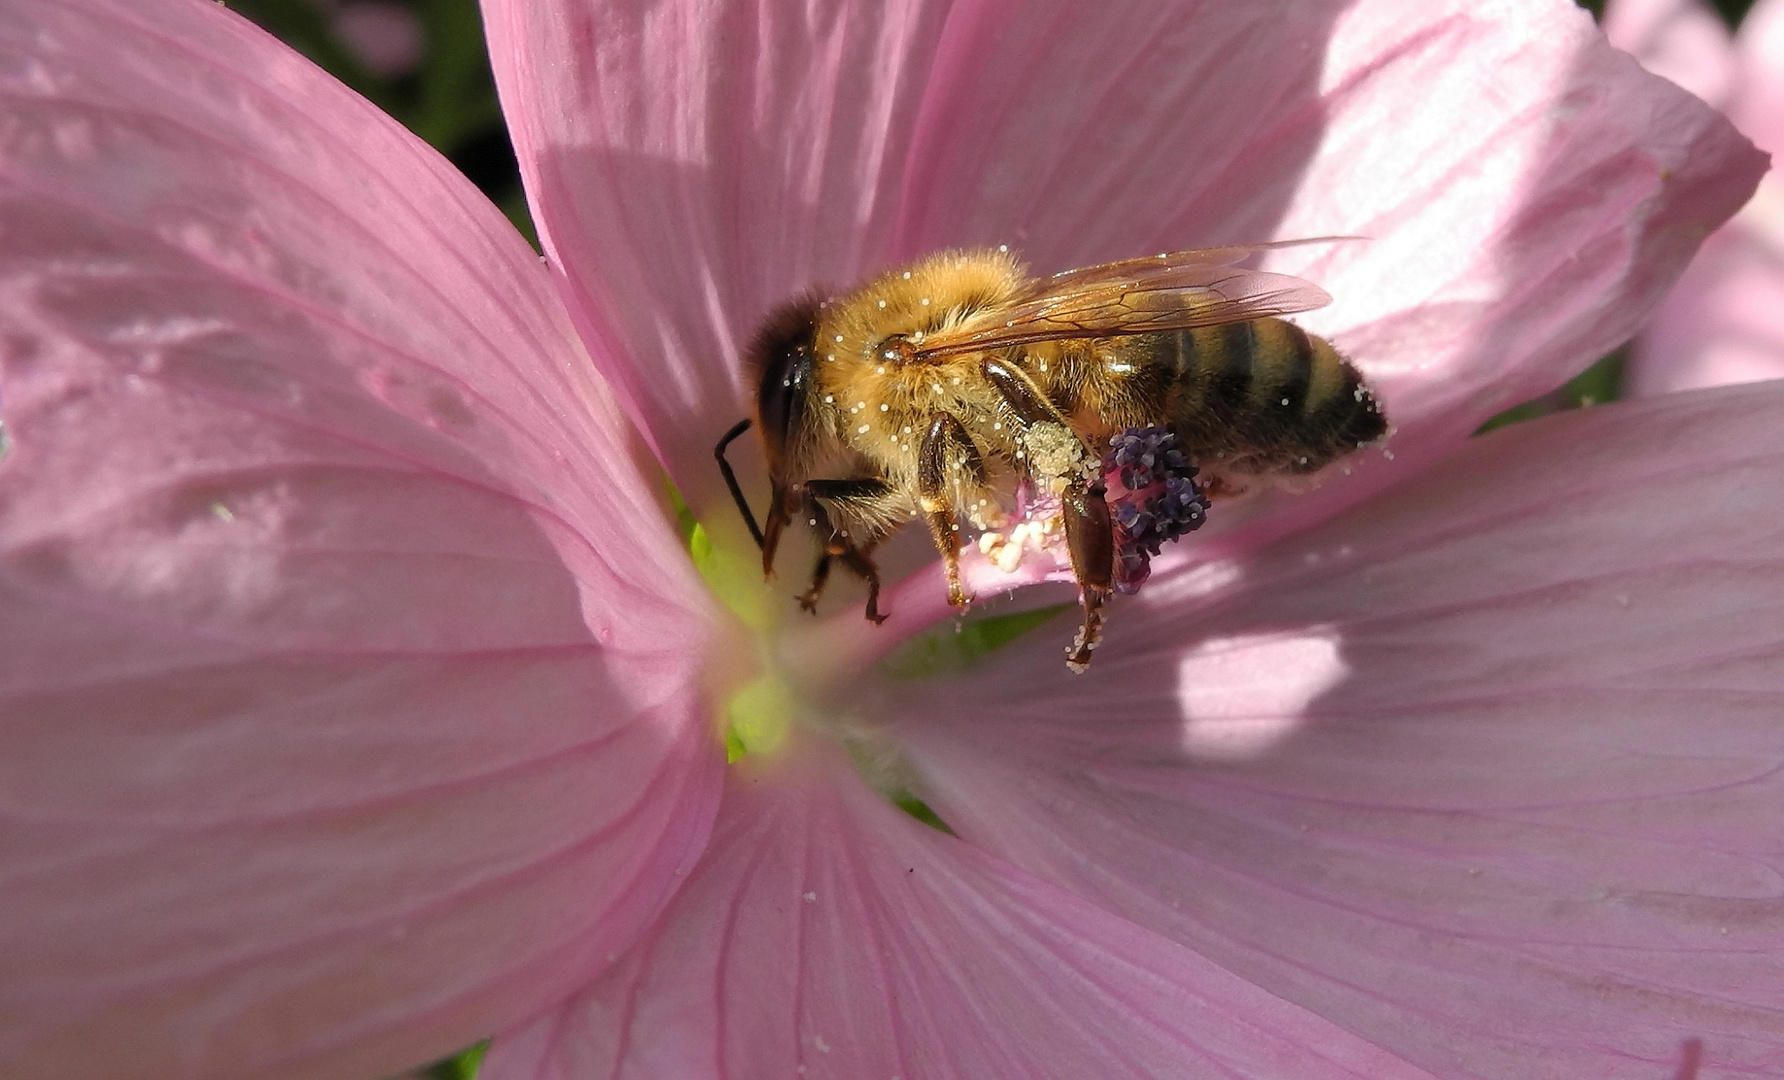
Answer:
[897,383,1784,1078]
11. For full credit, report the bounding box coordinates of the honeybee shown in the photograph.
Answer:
[715,242,1386,670]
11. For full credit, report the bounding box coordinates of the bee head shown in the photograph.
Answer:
[745,296,823,575]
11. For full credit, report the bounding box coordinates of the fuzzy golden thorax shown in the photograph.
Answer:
[805,249,1033,521]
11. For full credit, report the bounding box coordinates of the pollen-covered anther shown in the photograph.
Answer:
[977,503,1065,575]
[1101,425,1210,595]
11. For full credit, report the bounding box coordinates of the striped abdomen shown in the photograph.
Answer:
[1145,318,1385,477]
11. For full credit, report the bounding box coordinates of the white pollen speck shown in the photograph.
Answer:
[992,422,1002,430]
[902,271,912,279]
[878,299,887,308]
[951,376,961,385]
[856,401,866,408]
[808,518,818,526]
[1281,397,1290,406]
[902,425,911,433]
[824,394,834,403]
[858,424,870,433]
[998,244,1008,253]
[876,365,886,374]
[880,403,890,411]
[804,891,817,902]
[1038,361,1048,371]
[825,353,835,362]
[920,297,930,306]
[834,334,844,342]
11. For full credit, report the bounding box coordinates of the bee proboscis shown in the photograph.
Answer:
[716,241,1386,670]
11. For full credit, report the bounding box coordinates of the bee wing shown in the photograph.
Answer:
[1030,237,1357,293]
[911,241,1345,361]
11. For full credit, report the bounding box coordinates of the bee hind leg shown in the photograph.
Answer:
[1061,477,1116,673]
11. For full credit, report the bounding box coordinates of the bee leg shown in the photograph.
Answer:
[982,356,1115,670]
[797,552,833,614]
[917,414,987,607]
[981,356,1072,429]
[804,479,897,623]
[1061,476,1116,673]
[835,542,888,624]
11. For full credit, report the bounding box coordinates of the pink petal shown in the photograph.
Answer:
[892,383,1784,1078]
[488,0,1761,533]
[1603,0,1737,106]
[483,741,1446,1080]
[0,3,723,1077]
[1732,0,1784,155]
[1612,0,1784,398]
[1627,225,1784,396]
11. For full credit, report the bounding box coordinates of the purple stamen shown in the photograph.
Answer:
[1101,425,1210,594]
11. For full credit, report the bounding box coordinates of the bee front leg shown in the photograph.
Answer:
[804,479,895,623]
[917,413,987,607]
[796,541,888,623]
[835,542,887,624]
[797,552,833,614]
[1061,476,1116,672]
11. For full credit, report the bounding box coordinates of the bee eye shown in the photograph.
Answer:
[748,299,822,466]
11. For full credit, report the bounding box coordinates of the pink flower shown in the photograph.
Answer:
[0,2,1774,1080]
[1609,0,1784,394]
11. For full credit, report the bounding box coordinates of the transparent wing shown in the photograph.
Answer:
[910,240,1350,361]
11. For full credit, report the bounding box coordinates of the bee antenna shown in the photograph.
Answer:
[714,417,766,549]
